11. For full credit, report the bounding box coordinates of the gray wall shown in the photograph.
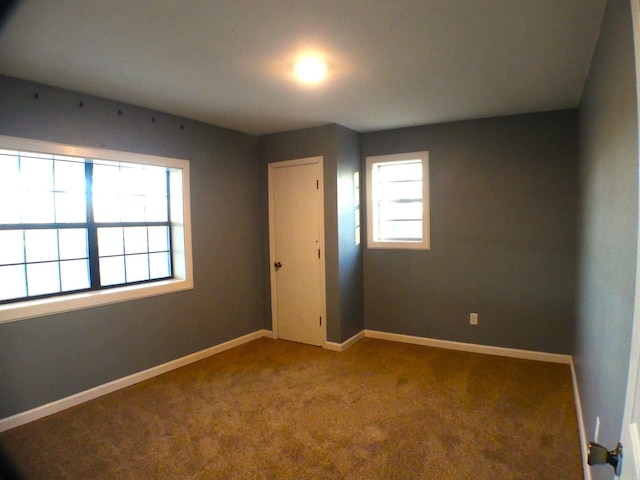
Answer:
[575,0,638,476]
[336,126,364,342]
[361,110,579,354]
[258,124,364,344]
[0,75,264,418]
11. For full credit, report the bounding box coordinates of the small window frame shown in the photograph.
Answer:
[365,151,430,250]
[0,135,194,324]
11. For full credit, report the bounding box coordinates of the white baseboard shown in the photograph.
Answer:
[2,325,582,458]
[0,329,272,433]
[325,330,365,352]
[363,329,571,364]
[570,358,592,480]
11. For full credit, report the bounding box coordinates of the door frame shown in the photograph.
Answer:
[268,156,327,346]
[620,0,640,477]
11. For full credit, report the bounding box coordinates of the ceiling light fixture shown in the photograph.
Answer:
[294,56,328,85]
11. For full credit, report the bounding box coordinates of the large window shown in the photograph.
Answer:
[0,135,193,323]
[365,151,430,250]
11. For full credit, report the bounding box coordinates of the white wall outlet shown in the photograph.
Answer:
[594,416,601,443]
[470,313,478,325]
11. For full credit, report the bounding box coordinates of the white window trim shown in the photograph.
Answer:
[0,135,194,324]
[365,151,430,250]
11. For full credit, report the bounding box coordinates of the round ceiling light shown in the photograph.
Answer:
[294,56,328,85]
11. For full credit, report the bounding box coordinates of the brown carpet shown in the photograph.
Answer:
[0,337,582,479]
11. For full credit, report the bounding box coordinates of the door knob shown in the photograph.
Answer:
[588,441,623,476]
[274,261,282,269]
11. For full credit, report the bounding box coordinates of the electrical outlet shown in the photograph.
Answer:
[470,313,478,325]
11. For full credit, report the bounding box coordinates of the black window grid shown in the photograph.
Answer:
[0,153,174,305]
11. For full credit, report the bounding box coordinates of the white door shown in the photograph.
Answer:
[620,1,640,477]
[268,157,325,347]
[621,318,640,480]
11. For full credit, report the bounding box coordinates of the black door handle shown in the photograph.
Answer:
[274,261,282,269]
[588,442,623,476]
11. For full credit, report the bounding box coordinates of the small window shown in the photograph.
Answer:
[0,135,193,323]
[365,151,430,250]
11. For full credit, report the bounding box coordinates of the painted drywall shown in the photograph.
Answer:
[574,0,638,476]
[336,125,364,342]
[361,110,579,354]
[0,75,264,418]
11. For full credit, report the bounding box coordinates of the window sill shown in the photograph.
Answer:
[0,277,194,324]
[367,240,430,250]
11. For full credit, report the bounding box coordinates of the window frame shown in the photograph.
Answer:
[0,135,194,324]
[365,151,430,250]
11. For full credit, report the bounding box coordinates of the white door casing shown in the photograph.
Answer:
[268,157,326,347]
[620,0,640,478]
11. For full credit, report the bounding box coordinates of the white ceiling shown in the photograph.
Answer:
[0,0,606,136]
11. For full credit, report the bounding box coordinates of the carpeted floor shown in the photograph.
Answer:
[0,337,582,479]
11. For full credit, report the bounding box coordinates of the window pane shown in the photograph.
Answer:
[98,227,124,257]
[379,201,422,221]
[149,252,170,279]
[170,170,183,223]
[53,154,85,163]
[148,226,169,252]
[55,192,87,223]
[353,172,360,207]
[27,262,61,296]
[60,259,90,291]
[93,194,122,222]
[124,227,148,254]
[25,229,59,262]
[379,220,422,241]
[377,161,422,183]
[0,230,24,265]
[21,191,55,223]
[0,154,20,191]
[92,164,121,193]
[144,167,167,196]
[145,196,168,222]
[121,165,146,195]
[0,265,27,301]
[54,160,86,192]
[378,181,422,201]
[20,151,52,159]
[126,254,149,282]
[120,195,145,222]
[100,256,125,286]
[0,192,21,223]
[20,156,54,191]
[59,229,88,260]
